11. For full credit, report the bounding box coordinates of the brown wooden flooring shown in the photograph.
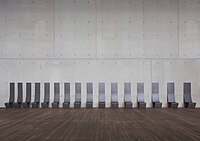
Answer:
[0,108,200,141]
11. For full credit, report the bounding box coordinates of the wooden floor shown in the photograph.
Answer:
[0,108,200,141]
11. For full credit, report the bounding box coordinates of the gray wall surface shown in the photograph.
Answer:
[0,0,200,107]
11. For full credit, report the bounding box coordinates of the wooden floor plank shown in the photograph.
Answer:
[0,108,200,141]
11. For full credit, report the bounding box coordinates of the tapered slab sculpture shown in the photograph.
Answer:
[31,83,40,108]
[124,83,132,109]
[152,83,162,108]
[22,83,31,108]
[137,83,146,108]
[42,83,50,108]
[86,83,93,108]
[99,83,105,108]
[184,83,196,108]
[5,83,15,108]
[52,83,60,108]
[63,83,70,108]
[167,83,178,108]
[13,83,23,108]
[111,83,118,108]
[74,83,81,108]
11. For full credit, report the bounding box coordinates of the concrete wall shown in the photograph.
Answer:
[0,0,200,107]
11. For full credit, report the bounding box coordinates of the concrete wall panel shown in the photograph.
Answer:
[55,0,96,58]
[143,0,179,58]
[0,0,54,58]
[97,0,144,58]
[179,0,200,58]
